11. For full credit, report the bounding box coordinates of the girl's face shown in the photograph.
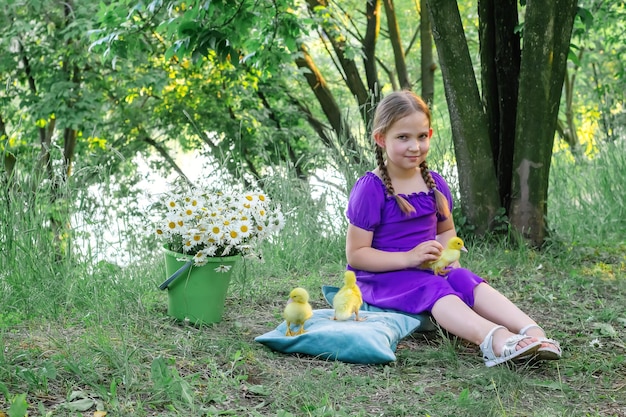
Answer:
[375,111,432,171]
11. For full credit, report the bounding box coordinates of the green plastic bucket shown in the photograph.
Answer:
[162,247,239,325]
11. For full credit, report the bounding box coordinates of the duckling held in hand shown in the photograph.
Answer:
[424,237,468,276]
[333,271,365,321]
[283,287,313,336]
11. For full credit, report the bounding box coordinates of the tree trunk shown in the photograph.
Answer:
[306,0,369,121]
[478,0,520,211]
[510,0,578,246]
[420,0,435,104]
[383,0,411,90]
[427,0,501,234]
[295,44,362,164]
[363,0,382,112]
[561,59,582,152]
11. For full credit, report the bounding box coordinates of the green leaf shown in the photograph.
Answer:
[68,390,87,401]
[576,7,594,30]
[41,361,57,380]
[568,48,581,67]
[7,393,27,417]
[151,357,173,388]
[247,384,270,396]
[594,322,617,337]
[64,398,95,412]
[178,20,199,38]
[0,382,8,399]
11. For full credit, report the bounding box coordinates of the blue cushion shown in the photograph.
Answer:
[321,285,436,332]
[255,309,422,364]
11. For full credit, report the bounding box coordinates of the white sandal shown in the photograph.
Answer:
[519,324,562,361]
[480,325,542,367]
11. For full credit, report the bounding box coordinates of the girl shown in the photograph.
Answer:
[345,90,561,367]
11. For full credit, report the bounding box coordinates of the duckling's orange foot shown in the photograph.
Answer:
[354,313,367,321]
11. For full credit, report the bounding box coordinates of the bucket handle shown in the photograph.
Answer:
[158,260,193,290]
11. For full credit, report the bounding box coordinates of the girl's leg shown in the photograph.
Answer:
[471,283,540,334]
[467,281,560,358]
[431,294,538,356]
[445,271,559,359]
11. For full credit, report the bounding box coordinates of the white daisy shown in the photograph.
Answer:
[181,205,197,218]
[201,246,218,257]
[589,338,603,348]
[207,223,223,240]
[268,211,285,232]
[194,251,207,266]
[165,213,180,232]
[226,223,243,246]
[184,229,205,248]
[182,239,194,252]
[214,264,232,273]
[237,219,253,239]
[164,195,178,210]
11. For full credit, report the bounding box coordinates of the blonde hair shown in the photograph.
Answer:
[372,90,451,218]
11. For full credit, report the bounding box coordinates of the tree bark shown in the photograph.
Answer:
[427,0,501,234]
[295,44,361,164]
[383,0,411,90]
[420,0,435,104]
[479,0,520,211]
[562,57,582,152]
[510,0,578,246]
[363,0,382,114]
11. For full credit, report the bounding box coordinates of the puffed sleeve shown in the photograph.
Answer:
[431,171,454,222]
[345,173,386,231]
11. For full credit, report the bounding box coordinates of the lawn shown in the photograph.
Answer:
[1,236,625,416]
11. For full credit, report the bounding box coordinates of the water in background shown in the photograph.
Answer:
[73,152,348,266]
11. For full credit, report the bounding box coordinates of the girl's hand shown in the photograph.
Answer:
[407,240,443,268]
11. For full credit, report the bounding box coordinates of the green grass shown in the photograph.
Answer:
[1,140,625,416]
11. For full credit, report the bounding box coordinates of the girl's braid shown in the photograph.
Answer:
[420,160,436,189]
[420,161,451,218]
[376,145,416,214]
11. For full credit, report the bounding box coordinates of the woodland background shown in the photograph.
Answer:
[1,1,625,416]
[2,0,625,252]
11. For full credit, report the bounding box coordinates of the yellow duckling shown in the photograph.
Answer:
[283,287,313,336]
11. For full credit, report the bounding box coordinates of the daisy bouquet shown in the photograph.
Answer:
[155,186,285,266]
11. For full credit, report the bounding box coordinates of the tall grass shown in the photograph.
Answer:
[549,138,626,244]
[0,176,77,322]
[0,169,157,324]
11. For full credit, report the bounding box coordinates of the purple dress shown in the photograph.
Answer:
[346,171,484,314]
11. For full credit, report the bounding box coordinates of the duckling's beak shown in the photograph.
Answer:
[461,246,468,252]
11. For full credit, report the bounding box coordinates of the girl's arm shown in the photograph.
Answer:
[435,216,456,245]
[346,223,443,272]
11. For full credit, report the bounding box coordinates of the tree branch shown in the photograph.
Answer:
[142,136,192,186]
[383,0,411,89]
